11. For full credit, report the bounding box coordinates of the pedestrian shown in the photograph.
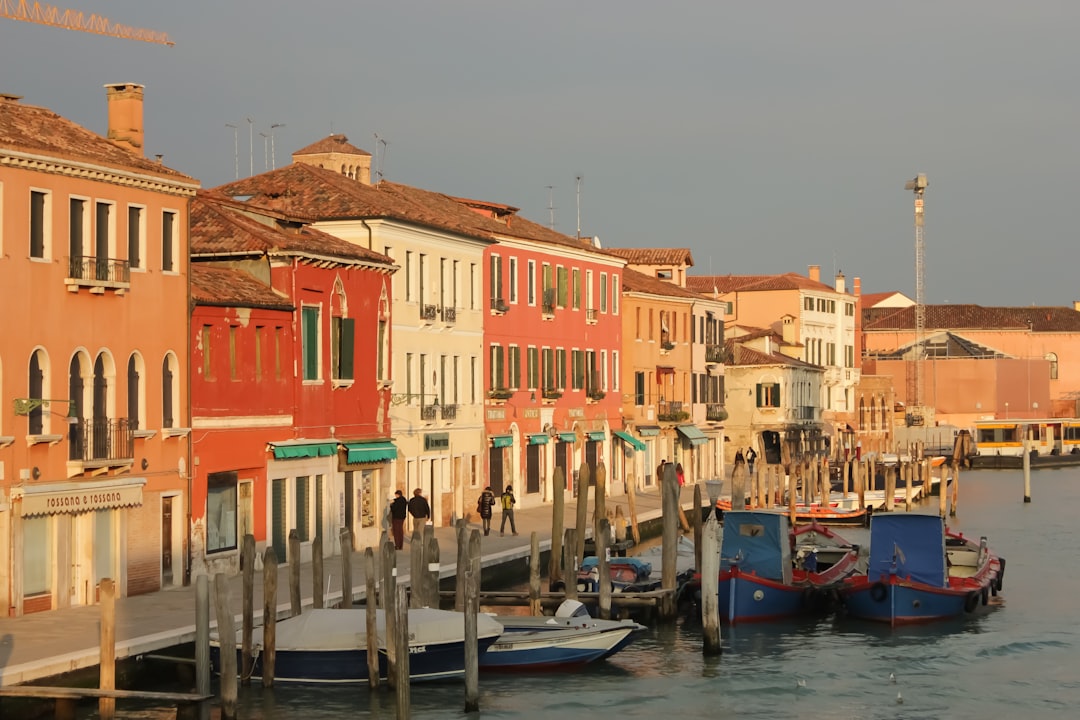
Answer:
[500,484,518,536]
[389,490,408,550]
[656,458,667,484]
[675,462,685,487]
[408,487,430,529]
[746,446,757,475]
[477,486,496,536]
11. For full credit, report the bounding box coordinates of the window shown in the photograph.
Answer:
[572,268,581,309]
[611,274,619,314]
[634,371,645,406]
[206,471,238,553]
[490,344,505,389]
[470,356,477,403]
[255,326,264,380]
[405,353,414,403]
[556,266,568,307]
[612,351,620,391]
[331,316,356,381]
[377,320,387,381]
[508,345,521,389]
[440,355,448,404]
[527,346,539,390]
[656,269,672,280]
[30,190,50,259]
[94,201,112,280]
[405,251,413,301]
[845,345,854,368]
[571,349,585,390]
[490,254,503,303]
[1048,352,1059,380]
[556,348,566,389]
[453,356,460,403]
[274,327,283,379]
[451,259,459,308]
[600,273,608,313]
[162,210,176,272]
[845,302,855,316]
[302,306,321,381]
[469,263,477,309]
[28,349,46,435]
[827,343,836,366]
[804,297,814,311]
[756,382,781,408]
[527,260,536,305]
[418,253,427,306]
[127,354,143,430]
[542,263,553,301]
[586,270,594,310]
[23,517,52,595]
[542,347,555,390]
[162,352,178,428]
[69,198,86,274]
[127,206,144,269]
[201,325,213,381]
[228,326,238,380]
[509,257,518,303]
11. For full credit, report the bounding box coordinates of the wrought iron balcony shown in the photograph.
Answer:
[69,418,134,463]
[794,405,817,421]
[542,388,562,400]
[488,387,514,401]
[421,304,438,321]
[706,344,724,363]
[706,403,728,422]
[661,341,676,352]
[490,298,509,314]
[657,400,688,423]
[586,308,598,323]
[420,405,437,421]
[68,256,130,287]
[586,388,606,401]
[440,404,458,420]
[442,306,457,323]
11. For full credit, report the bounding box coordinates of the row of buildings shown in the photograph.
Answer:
[3,85,1077,615]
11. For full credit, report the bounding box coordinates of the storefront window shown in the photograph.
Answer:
[207,471,238,553]
[23,516,53,595]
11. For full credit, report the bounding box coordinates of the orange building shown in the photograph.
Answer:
[0,86,198,614]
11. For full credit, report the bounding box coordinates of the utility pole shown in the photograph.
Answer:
[904,173,928,425]
[246,117,255,177]
[269,124,285,170]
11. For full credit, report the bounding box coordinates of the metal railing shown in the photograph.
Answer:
[69,418,134,463]
[442,306,457,323]
[490,298,508,313]
[420,405,437,421]
[706,344,724,363]
[658,400,688,422]
[421,304,438,321]
[68,256,130,285]
[586,308,598,323]
[706,403,728,421]
[440,404,458,420]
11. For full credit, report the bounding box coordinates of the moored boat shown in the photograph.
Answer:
[838,513,1004,626]
[211,607,503,684]
[480,600,646,670]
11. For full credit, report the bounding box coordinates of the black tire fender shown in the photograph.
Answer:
[964,592,979,613]
[994,557,1005,591]
[869,582,888,603]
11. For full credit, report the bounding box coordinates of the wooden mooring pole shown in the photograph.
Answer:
[660,462,679,620]
[381,540,398,687]
[529,531,541,615]
[575,462,591,566]
[195,573,210,720]
[99,577,116,720]
[312,534,324,609]
[597,518,612,620]
[393,586,410,720]
[550,466,566,586]
[363,548,380,688]
[563,528,578,600]
[241,534,255,683]
[261,547,278,688]
[340,528,354,608]
[213,574,237,720]
[288,530,301,616]
[692,483,703,574]
[464,530,482,713]
[701,513,721,655]
[1023,437,1033,503]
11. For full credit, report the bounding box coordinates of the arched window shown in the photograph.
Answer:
[1047,352,1059,380]
[127,353,144,430]
[859,397,866,431]
[870,397,878,431]
[69,352,89,460]
[162,353,178,429]
[28,349,47,435]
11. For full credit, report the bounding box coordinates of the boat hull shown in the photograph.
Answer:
[719,568,816,624]
[841,577,985,625]
[480,618,643,670]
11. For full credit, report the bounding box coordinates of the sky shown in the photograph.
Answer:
[4,1,1078,306]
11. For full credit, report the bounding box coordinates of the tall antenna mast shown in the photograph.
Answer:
[575,174,583,240]
[904,173,928,425]
[373,133,388,183]
[546,185,556,229]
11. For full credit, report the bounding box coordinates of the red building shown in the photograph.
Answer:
[189,193,395,572]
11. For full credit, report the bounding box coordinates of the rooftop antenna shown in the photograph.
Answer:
[269,123,285,169]
[259,131,270,171]
[546,185,556,229]
[224,123,239,180]
[374,133,388,183]
[575,174,583,240]
[246,116,255,177]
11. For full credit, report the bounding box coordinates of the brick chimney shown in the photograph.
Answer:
[105,83,145,155]
[853,277,861,298]
[808,265,820,283]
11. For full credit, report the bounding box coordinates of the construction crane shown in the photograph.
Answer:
[904,173,928,426]
[1,0,173,46]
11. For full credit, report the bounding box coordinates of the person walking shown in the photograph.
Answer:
[499,484,518,536]
[407,487,430,530]
[477,486,496,536]
[746,447,758,475]
[389,490,408,550]
[675,462,686,487]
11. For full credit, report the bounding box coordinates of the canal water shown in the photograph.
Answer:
[123,468,1079,719]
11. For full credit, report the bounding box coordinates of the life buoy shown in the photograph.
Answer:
[964,592,979,613]
[869,582,888,603]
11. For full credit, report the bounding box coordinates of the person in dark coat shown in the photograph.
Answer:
[408,488,431,530]
[389,490,408,550]
[477,486,496,536]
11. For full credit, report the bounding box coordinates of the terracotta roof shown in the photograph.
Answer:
[621,268,704,300]
[0,95,195,183]
[292,134,371,157]
[860,291,905,307]
[190,192,394,266]
[724,338,818,368]
[191,264,294,310]
[607,247,694,266]
[863,304,1080,333]
[687,273,839,295]
[867,331,1007,360]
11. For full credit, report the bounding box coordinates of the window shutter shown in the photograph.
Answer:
[756,383,762,407]
[303,307,319,380]
[339,318,355,379]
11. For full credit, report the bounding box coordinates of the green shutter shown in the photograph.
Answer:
[302,307,319,380]
[573,269,581,309]
[557,266,568,307]
[340,318,355,380]
[774,383,781,408]
[296,477,309,541]
[756,383,762,407]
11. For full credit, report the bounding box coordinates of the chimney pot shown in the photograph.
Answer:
[808,265,821,283]
[105,82,145,155]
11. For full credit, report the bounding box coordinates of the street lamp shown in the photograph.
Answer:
[1005,402,1009,419]
[246,116,255,176]
[13,398,78,424]
[224,123,239,180]
[269,123,286,169]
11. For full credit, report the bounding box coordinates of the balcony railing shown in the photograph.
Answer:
[68,256,130,286]
[542,388,563,400]
[421,304,438,321]
[706,344,724,363]
[657,400,689,423]
[440,404,458,420]
[69,418,134,463]
[586,308,598,323]
[420,405,437,421]
[794,405,817,421]
[706,403,728,422]
[490,298,509,314]
[586,388,606,401]
[442,306,457,323]
[660,341,676,352]
[541,288,556,316]
[488,387,514,401]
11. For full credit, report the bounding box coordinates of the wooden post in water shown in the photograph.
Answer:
[423,531,440,608]
[340,528,354,608]
[563,528,578,600]
[213,574,237,720]
[594,461,607,543]
[288,529,301,616]
[950,462,960,516]
[614,505,628,549]
[99,577,116,720]
[1023,437,1032,503]
[394,587,410,720]
[410,525,424,608]
[858,460,867,512]
[731,462,746,511]
[381,540,398,687]
[363,548,380,688]
[692,483,703,574]
[529,531,542,615]
[312,535,324,609]
[195,573,211,720]
[660,462,679,620]
[597,518,612,619]
[550,466,566,586]
[904,461,913,511]
[843,459,851,498]
[626,462,641,544]
[575,462,591,565]
[939,463,949,517]
[788,464,797,527]
[463,531,481,713]
[701,513,721,656]
[455,520,468,612]
[262,547,278,687]
[240,535,255,683]
[884,465,895,512]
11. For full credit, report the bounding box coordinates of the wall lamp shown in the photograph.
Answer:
[13,398,79,424]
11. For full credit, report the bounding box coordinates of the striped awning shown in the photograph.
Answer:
[271,441,338,460]
[613,430,646,451]
[344,440,398,464]
[491,435,514,448]
[676,424,709,446]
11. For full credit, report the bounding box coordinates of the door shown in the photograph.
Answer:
[555,441,570,492]
[526,443,541,494]
[585,441,598,487]
[69,513,93,606]
[488,446,504,492]
[161,497,173,586]
[271,478,287,563]
[238,481,254,544]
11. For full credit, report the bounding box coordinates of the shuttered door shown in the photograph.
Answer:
[526,443,540,494]
[272,479,287,563]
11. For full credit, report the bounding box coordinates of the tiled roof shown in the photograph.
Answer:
[724,338,818,368]
[860,291,906,307]
[0,95,195,182]
[293,134,371,157]
[863,304,1080,332]
[191,264,294,310]
[867,331,1007,360]
[687,273,838,294]
[621,268,704,300]
[607,247,694,266]
[190,192,395,266]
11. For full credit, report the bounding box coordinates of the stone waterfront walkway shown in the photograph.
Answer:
[0,484,698,686]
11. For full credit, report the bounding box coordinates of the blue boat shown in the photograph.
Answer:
[717,511,860,624]
[211,607,503,684]
[839,513,1004,626]
[480,600,645,670]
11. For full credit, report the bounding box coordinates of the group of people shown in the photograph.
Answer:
[477,485,516,536]
[384,483,517,549]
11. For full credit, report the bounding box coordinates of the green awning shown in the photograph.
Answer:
[637,426,661,437]
[613,430,646,451]
[345,440,398,464]
[271,442,338,460]
[491,435,514,448]
[558,432,577,443]
[528,434,550,445]
[587,431,606,442]
[676,424,709,446]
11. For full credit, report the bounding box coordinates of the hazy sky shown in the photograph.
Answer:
[5,2,1078,306]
